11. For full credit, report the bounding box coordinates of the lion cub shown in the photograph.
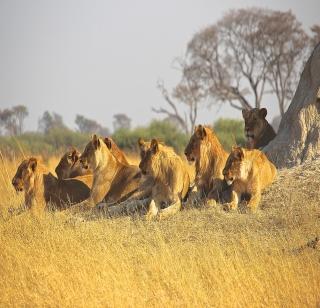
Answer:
[139,139,190,220]
[223,146,277,211]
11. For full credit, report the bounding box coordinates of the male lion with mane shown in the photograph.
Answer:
[242,108,276,149]
[223,146,277,211]
[184,125,230,204]
[12,157,91,213]
[139,139,190,220]
[78,135,142,208]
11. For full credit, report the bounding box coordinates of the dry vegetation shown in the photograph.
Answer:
[0,152,319,307]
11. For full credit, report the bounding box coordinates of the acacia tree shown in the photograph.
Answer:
[75,115,110,136]
[38,111,66,134]
[12,105,29,135]
[0,105,28,135]
[183,8,309,115]
[113,114,131,131]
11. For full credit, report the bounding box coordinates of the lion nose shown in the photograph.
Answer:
[184,151,188,156]
[12,178,17,186]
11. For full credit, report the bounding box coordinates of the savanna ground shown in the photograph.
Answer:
[0,152,319,307]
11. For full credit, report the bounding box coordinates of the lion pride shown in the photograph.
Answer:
[78,135,142,208]
[242,108,276,149]
[139,139,190,220]
[223,146,277,211]
[184,125,229,202]
[12,157,90,213]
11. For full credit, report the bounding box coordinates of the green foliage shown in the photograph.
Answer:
[0,118,245,157]
[112,120,189,154]
[213,118,245,151]
[0,129,89,157]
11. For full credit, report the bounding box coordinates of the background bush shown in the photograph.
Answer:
[0,118,245,158]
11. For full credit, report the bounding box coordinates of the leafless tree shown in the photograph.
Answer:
[184,8,309,116]
[260,11,309,116]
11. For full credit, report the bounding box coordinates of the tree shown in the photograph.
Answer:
[38,111,66,134]
[183,8,309,116]
[264,43,320,168]
[12,105,29,135]
[75,115,110,136]
[0,105,29,135]
[153,58,206,135]
[260,11,309,116]
[113,113,131,131]
[0,109,17,135]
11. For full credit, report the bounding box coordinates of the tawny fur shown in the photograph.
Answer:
[242,108,276,149]
[223,147,277,210]
[139,140,190,220]
[185,125,229,199]
[12,158,90,213]
[78,136,142,208]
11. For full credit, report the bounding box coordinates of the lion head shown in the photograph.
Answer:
[12,158,38,192]
[80,135,107,170]
[184,125,210,163]
[55,148,80,179]
[138,138,151,160]
[138,139,159,176]
[242,108,268,145]
[223,146,245,186]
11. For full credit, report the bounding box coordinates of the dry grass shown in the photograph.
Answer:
[0,154,319,307]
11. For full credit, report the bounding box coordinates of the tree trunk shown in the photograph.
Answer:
[264,43,320,168]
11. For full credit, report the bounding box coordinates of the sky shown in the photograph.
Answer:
[0,0,319,132]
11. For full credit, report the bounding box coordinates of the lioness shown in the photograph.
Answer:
[242,108,276,149]
[55,148,91,180]
[78,135,142,207]
[12,157,91,213]
[223,146,277,211]
[139,139,190,220]
[184,125,229,202]
[55,138,128,180]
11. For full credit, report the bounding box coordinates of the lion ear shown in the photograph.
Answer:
[150,139,159,154]
[28,157,38,172]
[138,138,145,148]
[242,109,249,119]
[92,134,100,149]
[71,149,79,162]
[233,147,244,160]
[196,125,206,139]
[104,137,112,150]
[259,108,267,118]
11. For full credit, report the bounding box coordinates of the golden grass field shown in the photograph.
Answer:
[0,152,319,307]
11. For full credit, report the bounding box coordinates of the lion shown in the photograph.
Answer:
[104,138,156,216]
[55,137,128,181]
[78,135,142,208]
[184,125,229,203]
[12,157,91,213]
[242,108,276,149]
[55,148,91,180]
[222,146,277,211]
[138,139,190,220]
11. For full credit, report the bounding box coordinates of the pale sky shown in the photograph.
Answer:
[0,0,319,132]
